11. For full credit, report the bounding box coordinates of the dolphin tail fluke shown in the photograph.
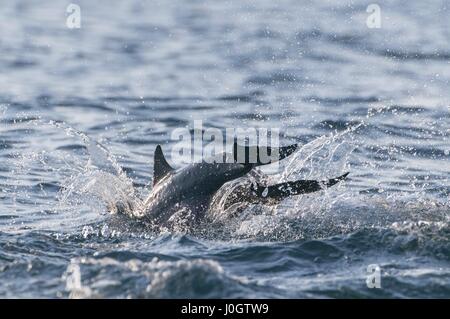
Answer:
[253,172,349,200]
[324,172,349,187]
[233,142,298,166]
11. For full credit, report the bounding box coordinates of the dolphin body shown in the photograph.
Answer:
[132,144,348,225]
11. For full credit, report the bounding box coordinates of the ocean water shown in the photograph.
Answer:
[0,0,449,298]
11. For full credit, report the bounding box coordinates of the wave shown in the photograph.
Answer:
[62,256,261,299]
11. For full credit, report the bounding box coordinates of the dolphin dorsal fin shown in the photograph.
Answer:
[153,145,174,185]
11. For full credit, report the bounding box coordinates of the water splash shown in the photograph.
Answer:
[2,108,448,242]
[2,117,141,232]
[205,117,449,242]
[281,123,361,181]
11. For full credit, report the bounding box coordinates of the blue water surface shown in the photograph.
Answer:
[0,0,449,298]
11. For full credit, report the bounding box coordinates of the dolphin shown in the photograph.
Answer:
[129,143,349,225]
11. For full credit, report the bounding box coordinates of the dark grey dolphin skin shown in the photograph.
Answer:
[136,144,349,224]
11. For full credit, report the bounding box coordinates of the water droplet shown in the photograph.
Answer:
[262,187,268,197]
